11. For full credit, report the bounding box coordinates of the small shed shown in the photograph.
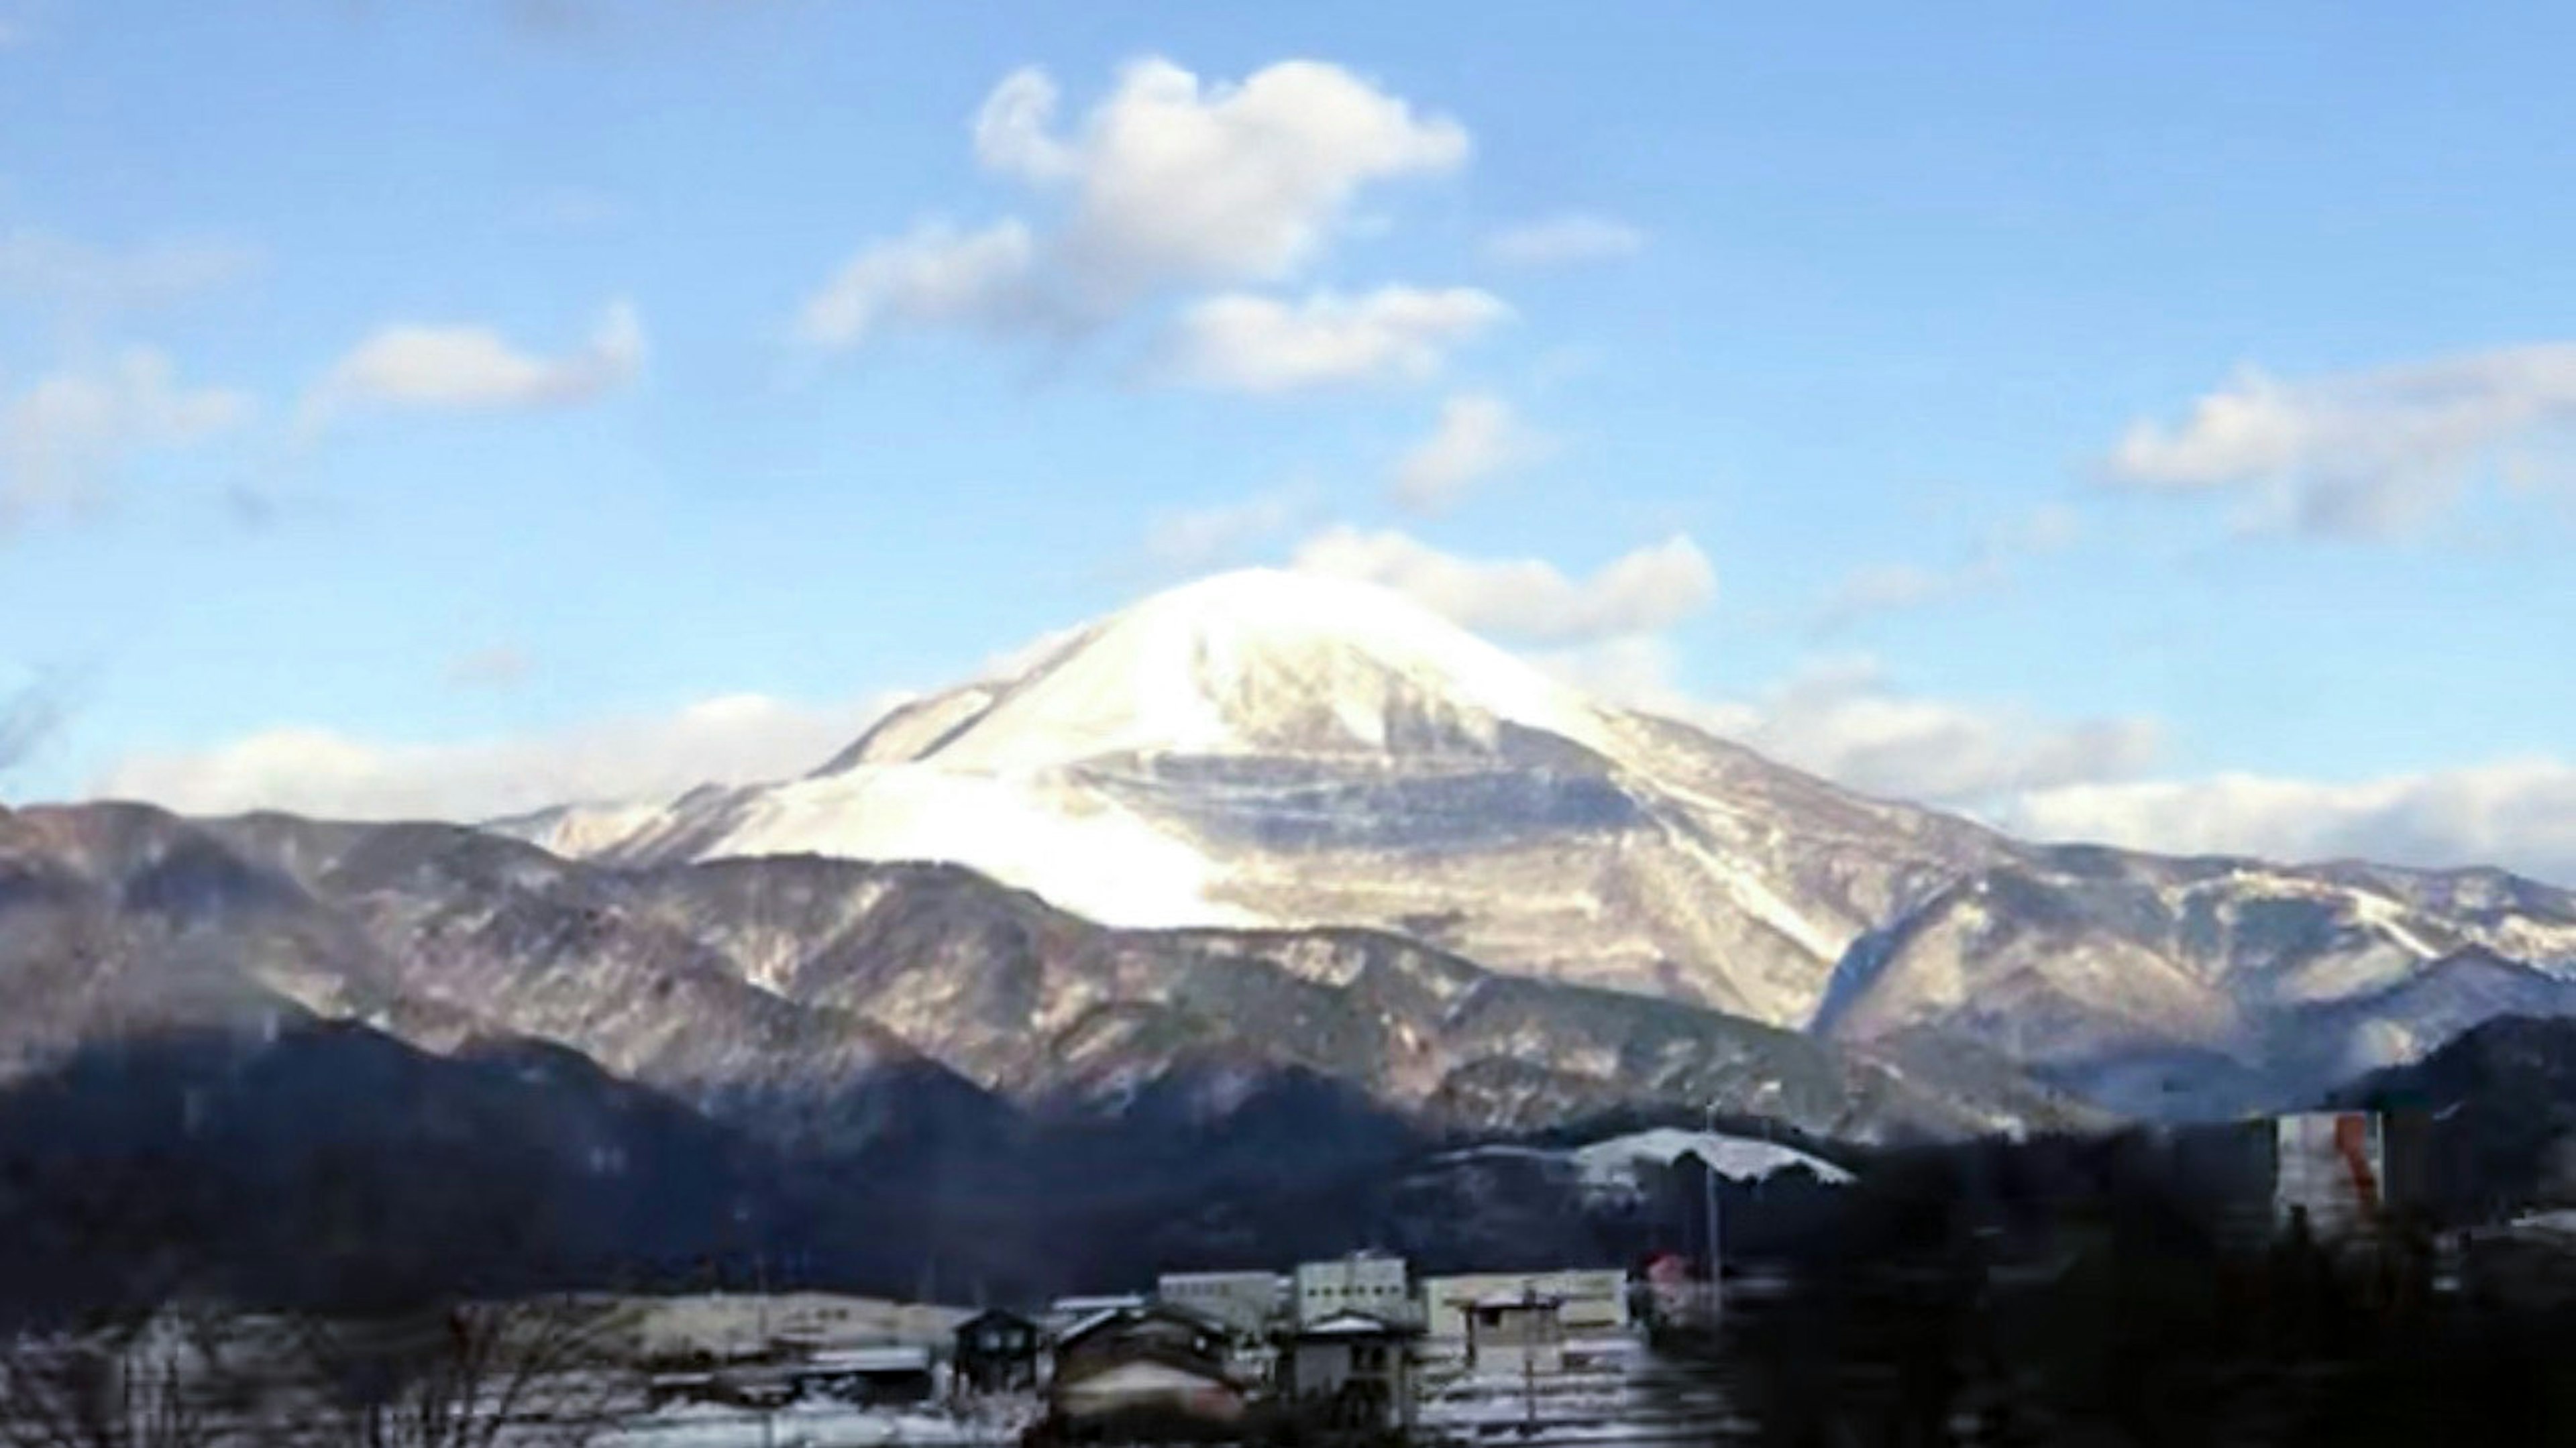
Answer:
[955,1307,1043,1394]
[1287,1311,1421,1431]
[793,1345,936,1406]
[1465,1289,1565,1377]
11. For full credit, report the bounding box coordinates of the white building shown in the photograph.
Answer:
[1419,1270,1627,1341]
[1295,1251,1413,1327]
[1156,1270,1286,1337]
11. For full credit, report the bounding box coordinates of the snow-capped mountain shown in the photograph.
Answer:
[9,569,2569,1141]
[500,567,2576,1115]
[521,570,2005,1027]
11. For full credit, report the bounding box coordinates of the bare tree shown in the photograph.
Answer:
[292,1296,635,1448]
[0,1304,266,1448]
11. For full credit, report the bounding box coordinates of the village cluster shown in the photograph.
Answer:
[636,1251,1714,1443]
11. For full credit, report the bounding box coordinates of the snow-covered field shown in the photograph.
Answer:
[592,1336,1744,1447]
[602,1400,1032,1448]
[1417,1335,1753,1446]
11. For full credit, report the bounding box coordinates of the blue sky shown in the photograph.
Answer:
[3,1,2572,881]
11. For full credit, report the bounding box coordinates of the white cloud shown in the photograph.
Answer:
[1483,213,1646,268]
[1,349,251,521]
[977,57,1468,306]
[1142,488,1309,569]
[802,56,1472,350]
[304,299,644,425]
[1545,635,2570,883]
[0,229,260,317]
[1290,526,1715,643]
[1391,392,1547,511]
[1701,658,2162,805]
[1155,286,1509,394]
[2008,759,2576,887]
[1540,644,2160,810]
[794,219,1040,347]
[89,691,902,822]
[2106,343,2576,537]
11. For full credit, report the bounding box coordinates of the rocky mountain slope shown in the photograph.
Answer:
[1815,848,2576,1117]
[2329,1013,2576,1223]
[505,569,2576,1118]
[0,799,2076,1146]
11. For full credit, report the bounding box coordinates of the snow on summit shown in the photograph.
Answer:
[570,569,1631,930]
[871,568,1616,771]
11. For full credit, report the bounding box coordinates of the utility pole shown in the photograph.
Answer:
[753,1211,775,1448]
[1703,1102,1723,1331]
[1521,1288,1539,1435]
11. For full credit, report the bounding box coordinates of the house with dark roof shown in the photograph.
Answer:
[954,1307,1043,1394]
[1045,1302,1248,1435]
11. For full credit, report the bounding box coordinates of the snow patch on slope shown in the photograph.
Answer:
[633,767,1248,930]
[1573,1127,1853,1194]
[485,800,669,858]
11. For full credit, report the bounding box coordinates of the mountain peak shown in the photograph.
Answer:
[843,568,1614,773]
[1120,565,1399,628]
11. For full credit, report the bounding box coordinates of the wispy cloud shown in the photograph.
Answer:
[1151,286,1509,394]
[2105,343,2576,537]
[90,690,901,821]
[1142,488,1311,570]
[1390,392,1549,512]
[1483,213,1646,268]
[0,228,262,323]
[2008,757,2576,887]
[1809,502,2080,633]
[1546,640,2163,812]
[1693,655,2162,805]
[301,300,644,429]
[2,349,252,524]
[796,219,1040,348]
[1291,526,1715,644]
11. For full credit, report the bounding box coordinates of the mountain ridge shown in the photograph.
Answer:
[488,569,2576,1115]
[22,568,2576,1137]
